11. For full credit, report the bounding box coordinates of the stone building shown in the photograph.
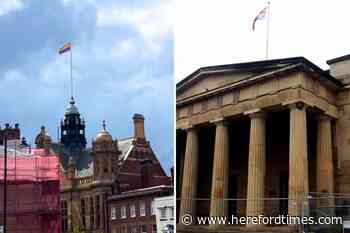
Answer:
[34,97,172,233]
[176,55,350,231]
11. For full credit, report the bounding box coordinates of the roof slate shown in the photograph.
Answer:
[51,137,134,178]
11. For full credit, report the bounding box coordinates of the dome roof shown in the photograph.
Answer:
[65,97,80,115]
[35,126,52,145]
[95,120,113,143]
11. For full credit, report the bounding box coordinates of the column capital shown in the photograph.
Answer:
[282,101,311,111]
[244,109,267,119]
[210,117,229,126]
[288,101,307,110]
[316,114,332,121]
[182,125,199,133]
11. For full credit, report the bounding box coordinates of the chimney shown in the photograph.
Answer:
[327,54,350,84]
[133,113,145,140]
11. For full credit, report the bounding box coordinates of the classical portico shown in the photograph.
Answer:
[176,57,343,231]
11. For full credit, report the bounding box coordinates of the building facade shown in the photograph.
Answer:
[0,123,20,145]
[0,145,60,233]
[154,195,174,233]
[108,186,173,233]
[34,97,172,233]
[176,55,350,231]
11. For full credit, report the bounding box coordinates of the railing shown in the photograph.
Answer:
[177,198,294,224]
[176,196,350,232]
[77,176,93,185]
[306,192,350,233]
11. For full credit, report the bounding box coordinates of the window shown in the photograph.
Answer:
[81,199,86,228]
[90,197,94,229]
[80,130,84,134]
[111,206,116,220]
[121,206,127,219]
[63,130,67,135]
[152,224,157,233]
[61,200,68,232]
[140,225,147,233]
[102,194,107,226]
[160,207,167,220]
[170,207,174,219]
[121,226,127,233]
[131,225,138,233]
[139,202,146,216]
[130,204,136,217]
[96,195,101,228]
[95,160,100,176]
[151,201,155,215]
[104,158,108,173]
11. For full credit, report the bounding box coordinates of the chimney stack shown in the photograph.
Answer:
[133,113,145,140]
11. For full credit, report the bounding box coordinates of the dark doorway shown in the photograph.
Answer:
[279,171,289,215]
[196,126,215,217]
[228,175,238,216]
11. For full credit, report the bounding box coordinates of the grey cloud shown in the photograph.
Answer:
[0,0,97,75]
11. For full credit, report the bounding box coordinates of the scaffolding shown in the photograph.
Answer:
[0,146,60,233]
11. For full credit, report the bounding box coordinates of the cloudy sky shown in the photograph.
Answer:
[175,0,350,81]
[0,0,173,172]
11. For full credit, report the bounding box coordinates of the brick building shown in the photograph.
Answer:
[0,146,60,233]
[33,97,172,233]
[108,185,173,233]
[0,123,20,145]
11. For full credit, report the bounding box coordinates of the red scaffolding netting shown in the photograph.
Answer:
[0,147,60,233]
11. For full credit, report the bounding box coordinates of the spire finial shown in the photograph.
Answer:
[102,120,106,131]
[69,96,75,105]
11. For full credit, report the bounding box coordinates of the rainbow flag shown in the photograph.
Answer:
[252,6,267,31]
[59,42,71,54]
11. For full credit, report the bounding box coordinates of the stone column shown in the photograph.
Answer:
[179,127,199,222]
[288,103,309,217]
[210,120,229,218]
[316,115,335,215]
[246,112,266,221]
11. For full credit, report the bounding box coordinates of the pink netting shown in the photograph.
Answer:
[0,147,60,233]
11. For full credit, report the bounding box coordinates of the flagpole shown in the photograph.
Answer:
[265,1,270,60]
[70,44,73,99]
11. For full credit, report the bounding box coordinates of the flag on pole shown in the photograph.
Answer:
[59,42,71,54]
[252,6,267,31]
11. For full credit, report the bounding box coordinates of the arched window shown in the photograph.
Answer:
[95,160,100,176]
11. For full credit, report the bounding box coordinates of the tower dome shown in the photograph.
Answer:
[35,126,52,147]
[95,120,113,143]
[65,97,80,115]
[60,96,87,151]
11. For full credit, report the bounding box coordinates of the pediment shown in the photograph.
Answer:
[177,69,272,101]
[176,57,342,102]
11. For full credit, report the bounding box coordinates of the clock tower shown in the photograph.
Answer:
[60,97,87,151]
